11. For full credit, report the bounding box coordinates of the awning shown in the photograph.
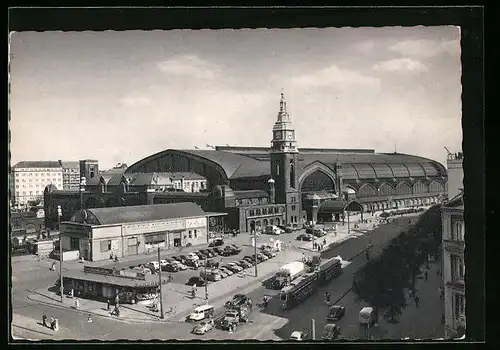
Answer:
[318,200,348,214]
[64,270,164,288]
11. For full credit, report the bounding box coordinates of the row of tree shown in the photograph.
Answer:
[352,205,443,323]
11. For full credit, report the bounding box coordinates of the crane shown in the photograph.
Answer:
[444,146,452,155]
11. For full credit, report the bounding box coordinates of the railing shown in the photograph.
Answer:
[447,152,464,161]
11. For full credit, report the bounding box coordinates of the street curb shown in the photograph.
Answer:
[25,294,174,325]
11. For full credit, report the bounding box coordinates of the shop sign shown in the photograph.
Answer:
[186,217,207,229]
[123,219,185,235]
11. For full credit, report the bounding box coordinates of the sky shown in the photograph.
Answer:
[9,27,462,170]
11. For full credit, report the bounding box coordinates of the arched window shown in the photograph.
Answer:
[396,182,412,195]
[275,218,280,226]
[413,181,428,194]
[290,160,295,189]
[378,183,395,196]
[429,181,444,193]
[358,184,377,198]
[455,222,464,242]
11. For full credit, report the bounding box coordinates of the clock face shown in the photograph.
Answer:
[287,131,294,140]
[275,131,282,140]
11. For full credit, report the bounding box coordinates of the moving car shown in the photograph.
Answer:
[326,305,346,321]
[289,331,308,341]
[225,294,252,309]
[186,276,207,286]
[321,324,341,341]
[187,304,215,322]
[209,238,224,247]
[192,319,214,335]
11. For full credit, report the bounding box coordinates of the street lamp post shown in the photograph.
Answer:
[57,205,63,303]
[254,228,258,277]
[157,246,164,319]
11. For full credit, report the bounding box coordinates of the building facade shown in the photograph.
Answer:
[60,161,80,190]
[60,202,226,262]
[441,152,465,338]
[11,161,64,207]
[43,93,448,234]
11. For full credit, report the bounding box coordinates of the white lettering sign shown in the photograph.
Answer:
[123,219,185,235]
[185,217,206,229]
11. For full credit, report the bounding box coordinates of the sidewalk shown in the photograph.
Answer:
[25,213,392,325]
[11,313,70,340]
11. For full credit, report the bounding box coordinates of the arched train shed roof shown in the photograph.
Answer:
[126,149,446,182]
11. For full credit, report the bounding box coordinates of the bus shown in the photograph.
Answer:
[280,257,342,310]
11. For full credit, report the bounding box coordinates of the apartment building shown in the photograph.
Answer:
[169,172,207,193]
[60,161,80,190]
[441,151,465,338]
[11,161,64,206]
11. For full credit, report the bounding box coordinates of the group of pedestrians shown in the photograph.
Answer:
[42,313,59,331]
[313,238,328,252]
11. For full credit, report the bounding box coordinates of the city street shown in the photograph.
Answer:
[11,213,439,341]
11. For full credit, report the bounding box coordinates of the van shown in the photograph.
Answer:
[188,304,215,322]
[359,307,376,327]
[265,225,283,235]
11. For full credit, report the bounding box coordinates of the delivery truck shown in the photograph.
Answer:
[272,261,306,289]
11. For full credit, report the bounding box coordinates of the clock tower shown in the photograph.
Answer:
[270,92,300,226]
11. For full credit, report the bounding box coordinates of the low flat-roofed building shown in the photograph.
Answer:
[59,202,226,262]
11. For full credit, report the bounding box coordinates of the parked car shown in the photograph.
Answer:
[219,267,234,276]
[170,260,188,270]
[185,259,200,268]
[222,247,238,256]
[163,263,180,272]
[218,269,229,279]
[296,233,314,241]
[213,247,225,255]
[195,251,209,260]
[313,229,327,237]
[206,248,218,256]
[173,255,187,264]
[261,249,276,258]
[242,257,256,266]
[326,305,346,321]
[225,294,252,309]
[209,238,224,247]
[147,261,160,271]
[192,319,215,335]
[321,324,341,341]
[160,259,169,267]
[237,260,253,269]
[230,244,242,253]
[205,259,220,269]
[290,331,309,341]
[186,276,207,286]
[224,263,242,273]
[229,262,245,271]
[200,249,214,258]
[257,253,269,261]
[186,252,200,261]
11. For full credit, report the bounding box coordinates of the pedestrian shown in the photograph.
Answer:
[441,314,445,324]
[69,288,74,298]
[106,299,111,311]
[115,294,119,306]
[50,262,56,271]
[74,298,80,309]
[50,316,55,330]
[42,312,47,327]
[323,238,326,246]
[424,270,428,281]
[414,295,420,308]
[87,314,93,323]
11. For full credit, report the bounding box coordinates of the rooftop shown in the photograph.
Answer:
[70,202,207,226]
[12,161,63,169]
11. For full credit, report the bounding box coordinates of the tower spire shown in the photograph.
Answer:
[278,90,289,121]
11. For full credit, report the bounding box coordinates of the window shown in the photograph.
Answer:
[249,210,255,216]
[276,164,280,175]
[145,234,165,245]
[194,230,198,238]
[100,240,111,252]
[274,207,279,214]
[291,205,296,211]
[455,222,464,242]
[70,237,79,250]
[189,230,192,239]
[262,208,267,215]
[256,209,261,216]
[454,293,465,318]
[451,254,465,282]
